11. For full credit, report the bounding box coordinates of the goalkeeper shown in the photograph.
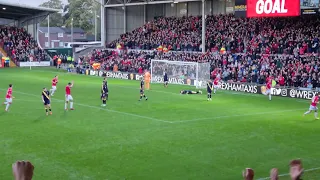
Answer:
[180,90,202,95]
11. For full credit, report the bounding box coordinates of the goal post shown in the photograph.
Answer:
[150,59,210,88]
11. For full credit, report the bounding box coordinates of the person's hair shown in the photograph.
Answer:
[9,84,12,87]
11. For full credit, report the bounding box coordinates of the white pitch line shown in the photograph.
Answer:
[0,89,307,124]
[0,89,173,124]
[0,69,309,124]
[257,167,320,180]
[0,98,40,103]
[173,108,306,123]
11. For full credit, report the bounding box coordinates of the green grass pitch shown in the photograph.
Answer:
[0,68,320,180]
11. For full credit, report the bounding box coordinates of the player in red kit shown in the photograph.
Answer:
[266,76,271,84]
[263,78,272,101]
[3,84,13,111]
[213,77,220,94]
[65,81,74,110]
[303,93,320,119]
[50,75,58,96]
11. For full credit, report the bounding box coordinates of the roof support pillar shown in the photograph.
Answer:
[101,0,106,47]
[123,6,126,34]
[144,4,146,23]
[201,0,205,53]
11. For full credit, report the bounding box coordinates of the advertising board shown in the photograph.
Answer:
[19,61,51,67]
[86,70,318,100]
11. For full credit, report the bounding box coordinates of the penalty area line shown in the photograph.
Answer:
[256,167,320,180]
[0,89,173,124]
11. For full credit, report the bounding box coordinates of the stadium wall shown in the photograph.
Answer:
[106,7,125,43]
[105,0,234,43]
[126,6,145,32]
[146,4,165,22]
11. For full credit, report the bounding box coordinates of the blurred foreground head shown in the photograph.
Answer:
[290,159,304,180]
[243,168,254,180]
[12,160,34,180]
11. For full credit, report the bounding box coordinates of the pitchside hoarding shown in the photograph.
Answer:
[85,70,318,100]
[247,0,300,17]
[19,61,51,67]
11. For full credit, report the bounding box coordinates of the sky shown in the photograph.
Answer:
[1,0,68,7]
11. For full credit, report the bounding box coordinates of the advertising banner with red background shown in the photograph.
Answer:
[247,0,300,17]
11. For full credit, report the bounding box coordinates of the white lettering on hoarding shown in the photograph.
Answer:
[271,88,281,95]
[136,74,144,80]
[220,82,258,94]
[291,89,316,100]
[20,61,50,67]
[152,76,184,85]
[106,71,128,79]
[256,0,288,15]
[194,80,203,87]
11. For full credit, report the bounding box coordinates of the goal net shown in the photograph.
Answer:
[150,59,210,88]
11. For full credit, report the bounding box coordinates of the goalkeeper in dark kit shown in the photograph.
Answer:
[180,90,202,95]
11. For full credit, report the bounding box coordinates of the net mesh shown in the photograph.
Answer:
[196,62,211,88]
[151,60,210,88]
[151,60,197,82]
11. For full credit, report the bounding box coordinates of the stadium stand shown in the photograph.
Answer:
[83,49,320,88]
[0,2,57,67]
[0,26,48,64]
[108,15,320,54]
[82,14,320,89]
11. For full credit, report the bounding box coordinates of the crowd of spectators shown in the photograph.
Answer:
[84,14,320,89]
[81,49,152,73]
[108,14,320,55]
[0,26,48,63]
[83,48,320,89]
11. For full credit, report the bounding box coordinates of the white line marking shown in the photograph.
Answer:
[173,108,305,123]
[257,167,320,180]
[1,69,309,124]
[0,89,307,124]
[0,98,40,103]
[13,68,308,102]
[0,89,173,124]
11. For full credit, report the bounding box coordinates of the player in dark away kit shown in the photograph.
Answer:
[42,88,52,115]
[164,71,168,88]
[101,80,109,99]
[101,80,108,106]
[139,79,148,101]
[207,80,213,101]
[180,90,202,95]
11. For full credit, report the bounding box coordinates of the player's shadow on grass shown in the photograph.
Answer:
[61,110,70,118]
[33,115,47,123]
